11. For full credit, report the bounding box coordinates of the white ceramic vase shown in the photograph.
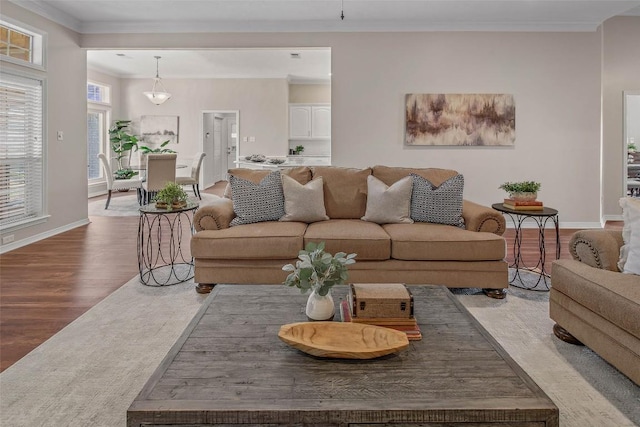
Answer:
[305,289,335,321]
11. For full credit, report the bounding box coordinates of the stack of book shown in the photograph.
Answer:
[503,198,544,211]
[339,300,422,341]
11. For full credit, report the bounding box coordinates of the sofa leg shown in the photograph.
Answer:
[553,323,584,345]
[195,283,215,294]
[483,288,506,299]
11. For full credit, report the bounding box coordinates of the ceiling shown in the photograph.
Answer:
[87,49,332,80]
[10,0,640,34]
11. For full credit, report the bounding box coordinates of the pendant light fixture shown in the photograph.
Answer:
[143,56,171,105]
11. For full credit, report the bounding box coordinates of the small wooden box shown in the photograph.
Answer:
[349,283,414,319]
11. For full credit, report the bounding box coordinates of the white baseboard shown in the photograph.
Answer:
[602,214,623,222]
[504,221,603,230]
[0,218,91,254]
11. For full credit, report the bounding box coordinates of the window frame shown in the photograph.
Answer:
[0,16,46,71]
[87,107,111,184]
[0,69,49,232]
[87,80,112,186]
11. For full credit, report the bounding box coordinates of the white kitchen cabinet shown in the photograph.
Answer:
[289,104,331,139]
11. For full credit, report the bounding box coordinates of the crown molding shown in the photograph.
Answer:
[8,0,82,32]
[75,20,603,34]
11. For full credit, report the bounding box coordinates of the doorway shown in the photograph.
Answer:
[624,91,640,197]
[201,110,239,188]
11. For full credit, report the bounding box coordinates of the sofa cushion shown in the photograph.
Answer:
[383,222,506,261]
[304,219,390,261]
[224,167,311,199]
[372,165,459,187]
[362,175,413,224]
[410,173,465,228]
[191,221,307,259]
[552,259,640,340]
[280,175,329,223]
[229,171,285,226]
[311,166,371,219]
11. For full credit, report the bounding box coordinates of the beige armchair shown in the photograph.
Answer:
[176,152,206,199]
[550,230,640,385]
[142,153,177,204]
[97,153,143,209]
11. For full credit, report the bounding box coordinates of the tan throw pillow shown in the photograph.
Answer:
[280,174,329,223]
[362,175,414,224]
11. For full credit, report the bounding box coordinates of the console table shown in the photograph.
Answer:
[137,201,198,286]
[492,203,560,291]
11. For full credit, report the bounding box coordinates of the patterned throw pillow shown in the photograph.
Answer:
[229,170,285,226]
[410,173,465,228]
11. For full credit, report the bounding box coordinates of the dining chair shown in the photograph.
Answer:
[97,153,143,209]
[142,153,177,204]
[176,152,206,200]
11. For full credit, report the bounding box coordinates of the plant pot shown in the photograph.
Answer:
[155,201,168,209]
[305,289,335,321]
[509,192,537,202]
[171,200,187,209]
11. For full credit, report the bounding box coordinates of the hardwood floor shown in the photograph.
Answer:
[0,187,621,372]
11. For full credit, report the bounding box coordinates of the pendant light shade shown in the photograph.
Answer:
[143,56,171,105]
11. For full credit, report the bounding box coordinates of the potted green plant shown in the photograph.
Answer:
[113,168,138,180]
[283,241,356,320]
[153,182,188,209]
[108,120,139,171]
[294,145,305,155]
[499,181,541,201]
[138,140,176,154]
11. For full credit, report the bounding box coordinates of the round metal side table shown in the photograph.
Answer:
[492,203,560,291]
[137,201,199,286]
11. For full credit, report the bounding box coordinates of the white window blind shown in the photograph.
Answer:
[0,72,44,229]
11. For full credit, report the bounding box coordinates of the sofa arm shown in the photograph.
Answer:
[194,197,235,231]
[462,200,506,235]
[569,230,623,272]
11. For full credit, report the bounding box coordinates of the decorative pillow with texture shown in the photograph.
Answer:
[229,170,285,226]
[618,197,640,274]
[410,173,465,228]
[362,175,413,224]
[280,175,329,223]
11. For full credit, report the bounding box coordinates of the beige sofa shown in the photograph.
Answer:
[191,165,508,295]
[550,230,640,385]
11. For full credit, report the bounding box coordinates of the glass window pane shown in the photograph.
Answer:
[87,112,103,180]
[9,29,30,49]
[0,27,8,43]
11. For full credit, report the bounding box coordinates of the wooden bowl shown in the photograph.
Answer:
[278,322,409,359]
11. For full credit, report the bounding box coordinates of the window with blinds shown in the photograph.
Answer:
[0,72,45,230]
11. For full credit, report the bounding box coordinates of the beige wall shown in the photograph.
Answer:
[83,30,603,226]
[289,84,331,103]
[5,2,634,250]
[602,16,640,219]
[1,1,88,251]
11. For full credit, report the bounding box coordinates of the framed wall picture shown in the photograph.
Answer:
[140,115,179,147]
[405,94,515,146]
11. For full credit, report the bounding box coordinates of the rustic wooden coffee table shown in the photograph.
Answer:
[128,285,558,426]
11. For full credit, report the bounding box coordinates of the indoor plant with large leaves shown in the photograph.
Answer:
[283,242,356,320]
[108,119,139,173]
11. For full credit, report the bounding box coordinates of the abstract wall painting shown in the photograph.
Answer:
[405,94,515,146]
[140,115,179,147]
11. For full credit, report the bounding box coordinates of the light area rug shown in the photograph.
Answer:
[0,276,208,427]
[88,192,220,217]
[1,272,639,426]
